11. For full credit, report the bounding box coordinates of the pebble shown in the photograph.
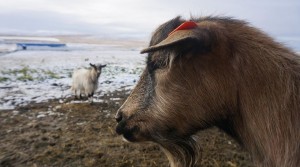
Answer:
[12,110,19,115]
[76,122,86,126]
[105,113,111,118]
[55,105,62,110]
[37,114,46,118]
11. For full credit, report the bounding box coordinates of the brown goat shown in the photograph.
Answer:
[115,16,300,167]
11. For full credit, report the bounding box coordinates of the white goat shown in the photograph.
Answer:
[71,63,106,100]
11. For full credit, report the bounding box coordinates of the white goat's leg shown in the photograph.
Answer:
[88,96,93,104]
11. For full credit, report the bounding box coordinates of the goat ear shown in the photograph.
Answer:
[141,22,211,54]
[100,64,107,68]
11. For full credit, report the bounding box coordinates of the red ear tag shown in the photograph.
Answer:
[168,21,198,36]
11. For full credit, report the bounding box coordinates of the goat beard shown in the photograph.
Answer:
[152,134,202,167]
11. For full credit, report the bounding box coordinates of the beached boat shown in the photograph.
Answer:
[0,36,66,52]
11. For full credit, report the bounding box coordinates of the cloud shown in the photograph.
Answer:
[0,10,94,35]
[0,0,299,44]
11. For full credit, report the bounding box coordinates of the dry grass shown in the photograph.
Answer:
[0,90,253,167]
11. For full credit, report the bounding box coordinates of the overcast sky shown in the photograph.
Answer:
[0,0,299,49]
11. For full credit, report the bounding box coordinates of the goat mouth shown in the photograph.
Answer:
[116,121,140,142]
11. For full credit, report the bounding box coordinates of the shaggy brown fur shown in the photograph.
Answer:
[115,16,300,167]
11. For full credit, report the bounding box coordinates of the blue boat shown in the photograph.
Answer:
[0,36,67,51]
[16,43,66,50]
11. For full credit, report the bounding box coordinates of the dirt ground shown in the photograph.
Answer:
[0,90,254,167]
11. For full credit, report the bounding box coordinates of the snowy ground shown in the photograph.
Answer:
[0,40,146,110]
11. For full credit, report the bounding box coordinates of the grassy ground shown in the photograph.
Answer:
[0,90,253,167]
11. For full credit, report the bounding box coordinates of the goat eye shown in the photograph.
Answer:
[148,59,167,73]
[146,52,169,74]
[147,61,158,73]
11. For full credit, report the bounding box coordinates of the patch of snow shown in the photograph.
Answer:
[0,41,145,110]
[110,98,121,101]
[0,44,17,53]
[37,110,64,118]
[69,100,88,104]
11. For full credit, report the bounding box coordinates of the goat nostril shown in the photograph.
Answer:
[116,116,122,122]
[115,112,123,122]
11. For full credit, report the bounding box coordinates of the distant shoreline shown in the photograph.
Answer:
[0,34,148,47]
[0,34,298,53]
[55,35,147,48]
